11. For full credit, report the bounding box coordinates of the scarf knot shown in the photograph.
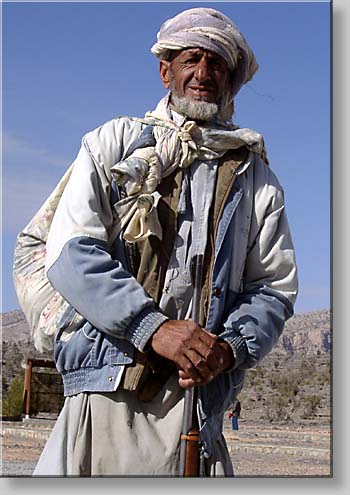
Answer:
[110,96,268,243]
[177,121,199,167]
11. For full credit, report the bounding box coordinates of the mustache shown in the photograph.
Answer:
[187,82,216,90]
[169,71,234,120]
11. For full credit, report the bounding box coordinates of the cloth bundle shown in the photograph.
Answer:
[111,96,267,244]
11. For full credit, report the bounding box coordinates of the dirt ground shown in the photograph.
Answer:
[1,415,331,477]
[224,419,331,477]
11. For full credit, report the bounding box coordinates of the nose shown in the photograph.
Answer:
[195,57,210,82]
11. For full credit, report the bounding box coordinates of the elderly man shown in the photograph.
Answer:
[33,7,297,476]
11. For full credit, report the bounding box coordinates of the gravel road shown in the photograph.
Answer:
[1,416,331,477]
[1,461,36,477]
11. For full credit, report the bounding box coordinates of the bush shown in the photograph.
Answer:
[300,393,322,419]
[238,352,330,423]
[1,371,24,418]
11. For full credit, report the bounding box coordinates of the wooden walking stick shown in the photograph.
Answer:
[179,254,204,477]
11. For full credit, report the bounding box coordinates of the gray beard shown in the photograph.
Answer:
[171,93,219,122]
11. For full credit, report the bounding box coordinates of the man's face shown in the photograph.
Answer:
[160,48,232,106]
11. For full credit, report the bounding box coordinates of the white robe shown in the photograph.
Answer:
[33,373,233,476]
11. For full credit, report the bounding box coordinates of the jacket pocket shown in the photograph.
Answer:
[54,308,135,372]
[54,321,98,372]
[104,334,134,366]
[55,303,86,343]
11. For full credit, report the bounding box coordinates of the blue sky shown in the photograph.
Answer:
[2,0,331,314]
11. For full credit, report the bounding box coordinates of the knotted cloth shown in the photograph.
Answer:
[151,7,259,98]
[111,97,267,243]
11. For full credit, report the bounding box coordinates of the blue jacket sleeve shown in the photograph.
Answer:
[45,121,168,351]
[47,236,168,351]
[219,159,298,370]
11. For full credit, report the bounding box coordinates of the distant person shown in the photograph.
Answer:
[229,400,241,431]
[26,7,298,476]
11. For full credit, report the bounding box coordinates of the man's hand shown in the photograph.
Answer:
[149,320,234,388]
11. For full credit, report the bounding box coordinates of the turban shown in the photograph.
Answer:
[151,7,259,97]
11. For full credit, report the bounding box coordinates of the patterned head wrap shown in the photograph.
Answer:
[151,7,259,97]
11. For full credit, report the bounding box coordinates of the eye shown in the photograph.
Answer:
[183,55,200,64]
[209,58,226,70]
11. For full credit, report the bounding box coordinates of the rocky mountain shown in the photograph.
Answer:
[2,310,35,343]
[1,310,53,368]
[1,308,331,355]
[276,309,331,355]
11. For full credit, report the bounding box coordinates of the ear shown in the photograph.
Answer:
[159,60,171,89]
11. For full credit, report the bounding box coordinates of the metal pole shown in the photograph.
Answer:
[179,254,204,476]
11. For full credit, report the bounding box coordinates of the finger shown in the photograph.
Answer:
[180,355,203,384]
[178,368,215,388]
[178,376,196,389]
[178,369,203,389]
[185,337,222,373]
[200,339,225,370]
[203,350,221,372]
[213,340,234,371]
[188,337,215,360]
[196,328,218,349]
[178,368,213,382]
[178,369,192,381]
[184,349,214,383]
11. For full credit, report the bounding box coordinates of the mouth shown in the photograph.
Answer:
[187,85,216,101]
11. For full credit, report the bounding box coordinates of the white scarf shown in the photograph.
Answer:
[111,96,267,243]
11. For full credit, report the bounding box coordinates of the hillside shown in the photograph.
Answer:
[277,309,331,354]
[2,308,331,352]
[2,309,331,420]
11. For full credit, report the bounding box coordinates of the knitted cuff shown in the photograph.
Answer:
[220,333,248,371]
[125,307,169,352]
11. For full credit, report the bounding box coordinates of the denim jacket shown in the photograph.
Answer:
[45,115,298,457]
